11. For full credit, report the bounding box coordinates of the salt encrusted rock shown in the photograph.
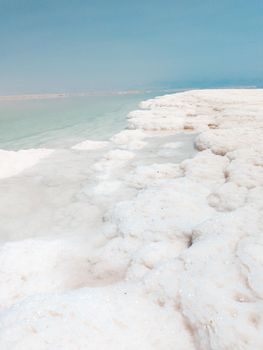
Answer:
[0,238,98,308]
[247,186,263,206]
[111,129,147,150]
[0,284,196,350]
[237,234,263,298]
[226,148,263,164]
[127,163,183,189]
[126,240,186,280]
[112,178,214,242]
[225,148,263,188]
[129,89,263,137]
[128,113,186,131]
[215,113,263,129]
[226,160,263,189]
[180,150,229,190]
[179,206,263,349]
[208,182,248,211]
[195,127,263,155]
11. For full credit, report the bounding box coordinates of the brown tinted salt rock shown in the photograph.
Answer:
[215,113,263,129]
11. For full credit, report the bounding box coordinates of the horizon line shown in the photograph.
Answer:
[0,86,260,102]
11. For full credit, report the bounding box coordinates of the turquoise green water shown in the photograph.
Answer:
[0,93,155,150]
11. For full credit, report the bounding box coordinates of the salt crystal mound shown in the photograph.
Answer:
[0,148,54,179]
[112,178,214,242]
[1,89,263,349]
[0,284,195,350]
[111,129,148,150]
[72,139,110,150]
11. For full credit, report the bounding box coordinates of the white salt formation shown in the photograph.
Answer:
[0,148,53,179]
[72,139,110,150]
[0,89,263,349]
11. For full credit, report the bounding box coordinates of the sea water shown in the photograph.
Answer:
[0,93,154,150]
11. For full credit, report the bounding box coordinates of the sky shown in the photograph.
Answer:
[0,0,263,94]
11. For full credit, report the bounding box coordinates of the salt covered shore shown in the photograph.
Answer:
[0,89,263,349]
[0,149,54,179]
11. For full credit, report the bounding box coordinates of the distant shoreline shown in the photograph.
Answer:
[0,86,259,102]
[0,90,150,102]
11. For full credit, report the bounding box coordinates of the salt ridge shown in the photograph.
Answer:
[0,89,263,349]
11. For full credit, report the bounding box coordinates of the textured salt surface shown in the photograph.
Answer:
[0,89,263,349]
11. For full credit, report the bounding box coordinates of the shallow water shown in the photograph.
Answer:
[0,93,154,150]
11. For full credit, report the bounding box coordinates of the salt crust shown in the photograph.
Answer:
[72,140,110,150]
[1,89,263,349]
[0,149,53,179]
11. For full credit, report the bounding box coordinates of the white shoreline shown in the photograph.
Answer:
[0,89,263,349]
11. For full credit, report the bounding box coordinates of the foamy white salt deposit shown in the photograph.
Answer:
[72,139,110,150]
[0,148,53,179]
[0,89,263,349]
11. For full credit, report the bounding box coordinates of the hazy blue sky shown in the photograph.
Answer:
[0,0,263,94]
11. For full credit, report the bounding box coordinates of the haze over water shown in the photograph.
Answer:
[1,0,262,95]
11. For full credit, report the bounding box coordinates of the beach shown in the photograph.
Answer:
[0,89,263,349]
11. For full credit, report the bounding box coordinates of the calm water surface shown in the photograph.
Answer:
[0,93,157,150]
